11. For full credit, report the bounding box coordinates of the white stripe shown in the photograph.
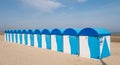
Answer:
[18,34,20,44]
[51,35,57,51]
[63,35,71,54]
[79,36,90,58]
[106,36,111,53]
[34,34,38,48]
[28,34,31,46]
[22,34,25,45]
[14,33,16,43]
[41,35,46,49]
[100,36,104,57]
[10,33,12,42]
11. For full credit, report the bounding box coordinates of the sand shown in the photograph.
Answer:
[0,35,120,65]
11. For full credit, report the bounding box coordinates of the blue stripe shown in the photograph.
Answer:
[12,34,14,42]
[24,34,28,45]
[20,34,22,44]
[56,35,63,52]
[37,34,42,48]
[30,34,34,46]
[9,34,10,42]
[69,36,79,55]
[100,37,110,59]
[46,35,51,49]
[16,34,18,43]
[88,36,100,59]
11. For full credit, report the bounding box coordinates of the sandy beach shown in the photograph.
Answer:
[0,35,120,65]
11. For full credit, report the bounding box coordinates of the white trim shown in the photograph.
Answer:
[100,36,104,57]
[22,34,25,45]
[63,35,71,54]
[41,34,46,49]
[14,33,16,43]
[34,34,38,48]
[18,34,20,44]
[79,36,90,58]
[106,36,111,53]
[51,35,57,51]
[10,33,12,42]
[27,34,31,46]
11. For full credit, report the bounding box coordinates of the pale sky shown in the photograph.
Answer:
[0,0,120,32]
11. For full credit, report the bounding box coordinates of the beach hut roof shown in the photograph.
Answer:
[63,28,78,35]
[7,30,10,33]
[4,30,7,33]
[51,28,65,35]
[28,29,34,34]
[13,30,17,33]
[41,29,50,35]
[63,28,82,35]
[10,30,14,33]
[34,29,41,34]
[79,28,110,36]
[18,30,22,34]
[22,29,28,34]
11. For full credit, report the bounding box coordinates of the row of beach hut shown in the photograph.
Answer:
[4,28,111,59]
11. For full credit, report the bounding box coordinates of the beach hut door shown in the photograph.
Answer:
[88,36,100,59]
[69,36,79,55]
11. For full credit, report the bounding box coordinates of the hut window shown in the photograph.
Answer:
[100,37,103,46]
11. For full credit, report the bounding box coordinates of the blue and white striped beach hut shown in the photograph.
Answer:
[79,28,111,59]
[5,30,8,42]
[22,30,28,45]
[51,28,63,52]
[4,30,7,41]
[4,28,111,60]
[7,30,10,42]
[11,30,15,43]
[18,30,22,44]
[13,30,16,43]
[28,29,34,46]
[14,30,18,43]
[41,29,51,49]
[34,29,41,48]
[63,28,81,55]
[9,30,13,43]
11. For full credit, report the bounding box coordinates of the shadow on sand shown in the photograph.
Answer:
[100,59,107,65]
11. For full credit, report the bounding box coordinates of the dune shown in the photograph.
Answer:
[111,35,120,42]
[0,35,120,65]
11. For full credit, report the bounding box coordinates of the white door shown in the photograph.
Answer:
[51,35,57,51]
[63,35,71,54]
[41,34,47,49]
[79,36,90,58]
